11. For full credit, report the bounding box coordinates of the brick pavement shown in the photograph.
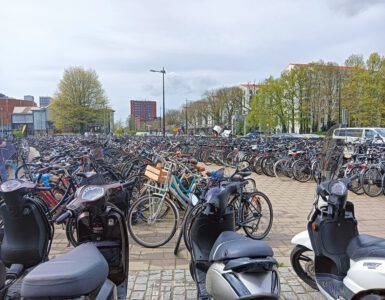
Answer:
[50,170,385,300]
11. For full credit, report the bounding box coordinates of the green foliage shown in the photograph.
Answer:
[114,127,124,137]
[49,67,110,133]
[248,52,385,133]
[12,130,24,138]
[127,115,135,130]
[127,130,136,136]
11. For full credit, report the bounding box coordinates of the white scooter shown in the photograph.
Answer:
[189,183,280,300]
[291,175,385,299]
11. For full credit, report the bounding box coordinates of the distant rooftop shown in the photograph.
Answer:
[13,106,44,114]
[240,84,259,88]
[286,63,355,71]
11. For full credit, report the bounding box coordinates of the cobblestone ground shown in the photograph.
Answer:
[50,167,385,300]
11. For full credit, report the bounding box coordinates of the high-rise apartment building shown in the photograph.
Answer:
[24,95,34,101]
[39,96,52,107]
[130,100,157,122]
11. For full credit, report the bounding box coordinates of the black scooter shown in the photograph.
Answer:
[0,179,129,299]
[0,179,53,299]
[189,183,280,300]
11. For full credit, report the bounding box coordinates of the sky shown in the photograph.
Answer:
[1,0,385,122]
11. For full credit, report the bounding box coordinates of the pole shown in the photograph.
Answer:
[185,98,188,134]
[159,106,162,133]
[144,99,147,132]
[162,67,165,137]
[0,108,3,138]
[338,72,342,124]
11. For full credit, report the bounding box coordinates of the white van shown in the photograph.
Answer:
[333,127,385,143]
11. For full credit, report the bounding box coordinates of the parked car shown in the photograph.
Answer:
[333,127,385,143]
[243,131,263,139]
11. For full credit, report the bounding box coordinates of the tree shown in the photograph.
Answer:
[165,109,183,127]
[126,115,135,131]
[49,67,109,133]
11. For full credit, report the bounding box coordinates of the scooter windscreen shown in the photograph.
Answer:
[318,124,344,183]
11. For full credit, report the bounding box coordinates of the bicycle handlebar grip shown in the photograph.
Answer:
[55,211,72,225]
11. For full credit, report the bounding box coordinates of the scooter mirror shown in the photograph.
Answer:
[189,193,199,206]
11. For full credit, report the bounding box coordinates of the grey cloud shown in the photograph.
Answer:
[142,74,217,97]
[326,0,384,16]
[1,0,385,122]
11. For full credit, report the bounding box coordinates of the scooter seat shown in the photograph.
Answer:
[347,234,385,260]
[209,231,273,262]
[21,243,109,298]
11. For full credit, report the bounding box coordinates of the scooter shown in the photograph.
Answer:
[189,183,280,300]
[0,179,129,299]
[0,179,54,299]
[291,175,385,299]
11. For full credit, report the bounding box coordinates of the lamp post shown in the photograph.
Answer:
[185,99,188,134]
[159,106,162,134]
[150,67,166,137]
[0,107,3,138]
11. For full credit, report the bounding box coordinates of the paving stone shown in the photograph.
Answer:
[135,277,148,284]
[297,294,314,300]
[280,284,293,292]
[48,168,385,300]
[130,291,145,300]
[282,291,299,299]
[292,285,306,294]
[134,284,147,291]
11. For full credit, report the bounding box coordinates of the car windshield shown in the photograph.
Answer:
[375,128,385,137]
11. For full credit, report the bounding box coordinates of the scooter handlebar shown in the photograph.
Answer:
[55,211,72,224]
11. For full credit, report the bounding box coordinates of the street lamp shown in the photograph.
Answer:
[0,107,3,138]
[150,67,166,137]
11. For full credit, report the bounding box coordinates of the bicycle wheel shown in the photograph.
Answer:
[183,203,205,252]
[292,160,312,183]
[311,160,321,183]
[361,168,383,197]
[273,159,290,180]
[239,159,250,171]
[228,195,242,231]
[349,166,364,195]
[15,163,39,181]
[240,191,273,240]
[243,178,257,193]
[262,157,275,177]
[128,194,179,248]
[65,217,79,247]
[253,157,263,175]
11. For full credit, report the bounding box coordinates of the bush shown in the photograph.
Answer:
[115,127,124,138]
[12,130,24,138]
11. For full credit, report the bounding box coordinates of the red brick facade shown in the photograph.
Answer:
[130,100,157,122]
[0,98,37,126]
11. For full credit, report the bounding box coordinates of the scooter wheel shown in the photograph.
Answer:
[290,245,318,290]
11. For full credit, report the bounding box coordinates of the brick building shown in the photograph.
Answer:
[0,93,37,135]
[130,100,157,122]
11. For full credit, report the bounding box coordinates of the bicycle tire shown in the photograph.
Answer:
[349,166,364,195]
[128,194,179,248]
[182,203,205,252]
[292,160,312,183]
[361,168,383,197]
[240,191,273,240]
[273,159,290,180]
[253,157,263,175]
[15,163,39,181]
